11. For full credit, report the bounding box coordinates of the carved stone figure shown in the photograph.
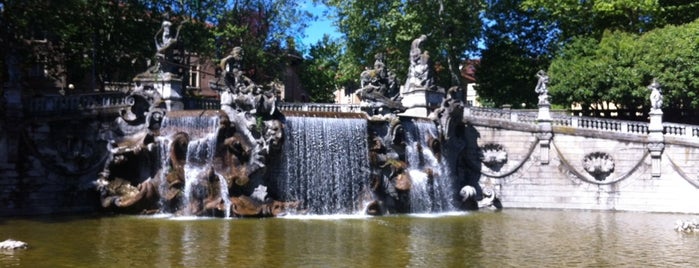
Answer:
[263,120,284,152]
[535,70,549,105]
[649,78,663,111]
[430,86,464,139]
[404,35,434,92]
[357,53,404,112]
[152,12,184,75]
[220,47,245,91]
[359,53,400,98]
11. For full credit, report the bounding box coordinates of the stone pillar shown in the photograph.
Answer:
[537,104,553,165]
[647,79,664,179]
[535,70,552,165]
[648,110,664,178]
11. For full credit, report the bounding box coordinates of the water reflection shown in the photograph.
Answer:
[2,210,699,267]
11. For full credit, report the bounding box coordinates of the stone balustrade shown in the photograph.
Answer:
[663,122,699,138]
[465,106,699,139]
[25,92,132,117]
[103,82,133,92]
[184,98,220,110]
[278,103,363,114]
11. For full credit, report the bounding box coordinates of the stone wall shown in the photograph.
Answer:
[0,118,106,216]
[466,107,699,214]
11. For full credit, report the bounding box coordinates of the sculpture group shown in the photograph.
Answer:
[94,15,501,217]
[96,15,293,216]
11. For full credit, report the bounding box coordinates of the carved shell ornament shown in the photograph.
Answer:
[582,152,615,181]
[480,143,508,169]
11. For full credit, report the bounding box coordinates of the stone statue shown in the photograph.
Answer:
[430,86,464,140]
[153,12,184,75]
[649,78,663,111]
[219,47,244,89]
[357,53,404,112]
[404,35,434,92]
[217,47,261,113]
[535,70,549,105]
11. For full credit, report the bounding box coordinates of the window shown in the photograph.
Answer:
[188,64,199,88]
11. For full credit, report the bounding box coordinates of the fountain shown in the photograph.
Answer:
[94,24,493,217]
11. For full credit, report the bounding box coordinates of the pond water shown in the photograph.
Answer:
[1,209,698,267]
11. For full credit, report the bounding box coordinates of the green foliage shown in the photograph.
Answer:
[476,41,546,108]
[476,0,555,108]
[548,19,699,110]
[299,35,342,103]
[324,0,483,89]
[0,0,310,90]
[211,0,311,84]
[521,0,660,40]
[1,0,158,88]
[479,0,699,110]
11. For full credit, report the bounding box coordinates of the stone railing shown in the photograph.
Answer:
[465,107,540,124]
[278,103,363,114]
[563,117,650,135]
[103,82,134,92]
[25,92,132,117]
[464,106,699,138]
[663,122,699,138]
[185,98,220,110]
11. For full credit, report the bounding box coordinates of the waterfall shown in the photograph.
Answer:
[217,173,231,218]
[276,116,370,215]
[158,113,220,215]
[403,120,455,213]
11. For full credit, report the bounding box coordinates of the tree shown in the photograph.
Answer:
[0,0,310,92]
[476,0,556,108]
[476,40,547,108]
[476,0,699,110]
[299,35,342,103]
[0,1,157,90]
[211,0,311,84]
[521,0,660,41]
[548,19,699,116]
[325,0,483,90]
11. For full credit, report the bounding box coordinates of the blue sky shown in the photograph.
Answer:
[300,1,342,46]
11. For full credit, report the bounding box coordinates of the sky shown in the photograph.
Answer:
[300,1,342,47]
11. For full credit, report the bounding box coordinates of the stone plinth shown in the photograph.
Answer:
[133,73,183,111]
[399,88,444,118]
[647,109,664,178]
[537,102,552,121]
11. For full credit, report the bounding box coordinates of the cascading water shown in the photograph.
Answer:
[275,116,371,215]
[181,132,218,214]
[158,112,220,215]
[217,173,231,217]
[403,120,455,213]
